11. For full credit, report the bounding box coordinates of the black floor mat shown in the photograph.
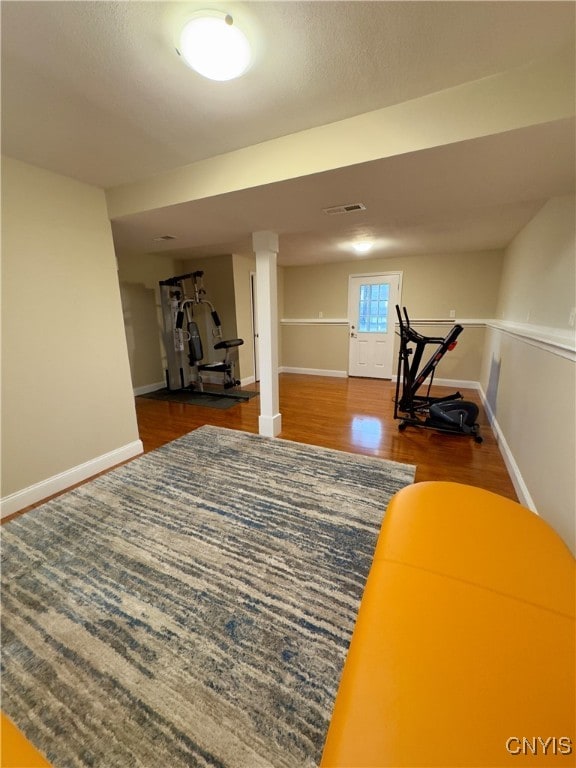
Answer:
[138,388,259,410]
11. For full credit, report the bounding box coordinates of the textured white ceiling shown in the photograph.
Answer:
[110,118,575,265]
[2,1,575,265]
[2,0,575,188]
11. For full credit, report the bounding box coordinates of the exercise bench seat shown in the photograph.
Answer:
[321,482,575,767]
[214,338,243,350]
[199,338,243,373]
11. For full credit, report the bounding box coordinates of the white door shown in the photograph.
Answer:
[348,274,400,378]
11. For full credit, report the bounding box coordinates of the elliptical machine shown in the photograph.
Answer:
[394,306,482,443]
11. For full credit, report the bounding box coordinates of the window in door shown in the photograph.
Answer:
[358,283,390,333]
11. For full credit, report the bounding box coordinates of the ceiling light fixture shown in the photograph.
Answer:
[177,11,252,81]
[352,241,373,254]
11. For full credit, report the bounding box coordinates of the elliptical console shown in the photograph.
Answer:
[394,306,482,443]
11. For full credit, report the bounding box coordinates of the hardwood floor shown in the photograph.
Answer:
[136,373,518,502]
[3,373,517,526]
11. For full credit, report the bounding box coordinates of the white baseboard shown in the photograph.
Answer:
[429,377,481,390]
[281,370,479,386]
[133,381,165,396]
[280,367,348,378]
[0,440,144,519]
[240,375,256,387]
[476,385,537,514]
[390,376,481,390]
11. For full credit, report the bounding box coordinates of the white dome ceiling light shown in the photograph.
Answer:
[352,241,374,254]
[177,11,252,81]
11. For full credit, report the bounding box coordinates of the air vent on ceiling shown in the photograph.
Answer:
[322,203,366,215]
[153,234,177,241]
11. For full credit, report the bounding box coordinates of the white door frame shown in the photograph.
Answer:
[347,271,402,378]
[250,271,260,382]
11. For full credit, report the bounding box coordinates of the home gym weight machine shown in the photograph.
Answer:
[394,306,482,442]
[159,270,248,399]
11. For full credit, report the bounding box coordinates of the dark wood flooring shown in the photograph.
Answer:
[3,373,517,525]
[136,373,518,501]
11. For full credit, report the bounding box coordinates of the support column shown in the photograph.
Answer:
[252,231,281,437]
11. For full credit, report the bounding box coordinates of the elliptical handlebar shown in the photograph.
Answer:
[394,305,463,415]
[396,305,447,344]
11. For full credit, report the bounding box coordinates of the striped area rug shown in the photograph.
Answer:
[1,425,415,768]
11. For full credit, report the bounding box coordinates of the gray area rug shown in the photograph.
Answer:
[1,426,415,768]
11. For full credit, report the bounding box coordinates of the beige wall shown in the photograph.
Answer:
[1,157,140,499]
[117,253,183,390]
[232,253,257,383]
[282,325,349,372]
[497,195,575,328]
[282,250,503,319]
[280,250,503,378]
[119,282,164,389]
[117,252,183,290]
[481,195,576,553]
[277,265,285,367]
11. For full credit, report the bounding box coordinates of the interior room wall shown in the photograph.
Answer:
[1,157,141,510]
[277,265,285,371]
[280,250,504,379]
[119,282,164,390]
[497,195,575,329]
[480,195,576,553]
[232,253,257,384]
[117,252,184,391]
